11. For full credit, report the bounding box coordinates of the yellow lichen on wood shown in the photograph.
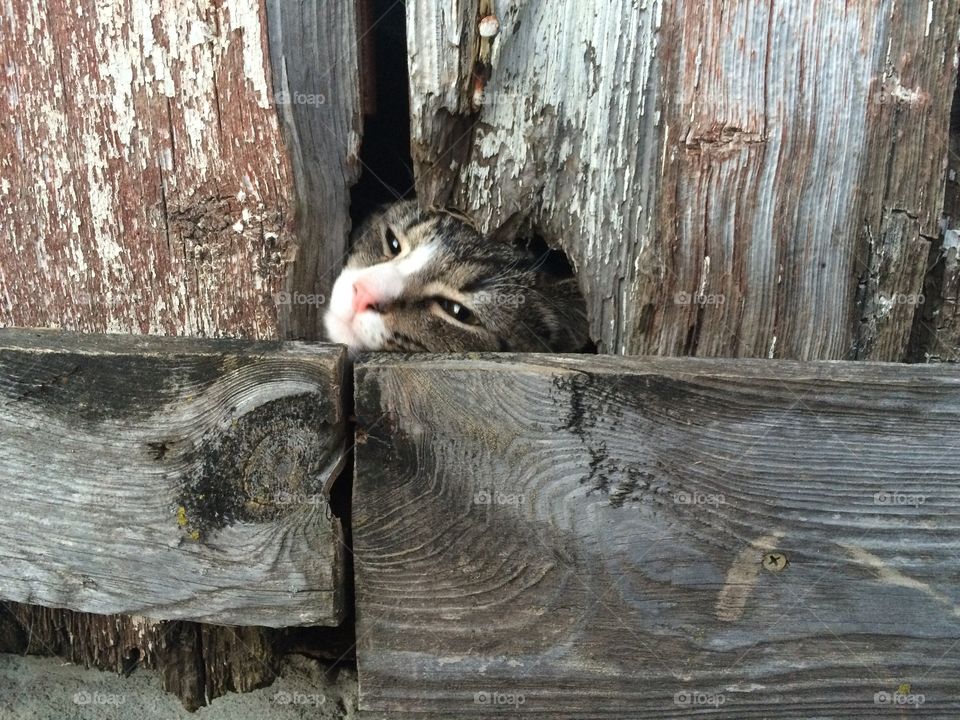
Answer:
[176,505,200,541]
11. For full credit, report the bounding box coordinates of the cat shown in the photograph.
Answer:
[324,200,590,353]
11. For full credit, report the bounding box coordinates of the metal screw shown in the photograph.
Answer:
[762,552,788,572]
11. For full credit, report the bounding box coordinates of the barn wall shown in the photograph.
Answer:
[0,0,360,340]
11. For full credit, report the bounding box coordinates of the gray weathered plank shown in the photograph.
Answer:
[354,354,960,718]
[0,329,347,627]
[265,0,363,340]
[406,0,958,361]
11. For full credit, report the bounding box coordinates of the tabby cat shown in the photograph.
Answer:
[324,200,589,353]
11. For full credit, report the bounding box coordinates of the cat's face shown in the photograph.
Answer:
[324,200,589,353]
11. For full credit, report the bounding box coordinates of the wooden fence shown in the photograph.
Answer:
[1,329,959,717]
[2,0,960,717]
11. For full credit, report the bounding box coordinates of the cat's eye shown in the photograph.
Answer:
[385,228,402,256]
[435,298,480,326]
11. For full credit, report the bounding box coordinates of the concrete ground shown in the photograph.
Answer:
[0,653,358,720]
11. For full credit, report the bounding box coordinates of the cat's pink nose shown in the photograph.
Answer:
[352,278,381,314]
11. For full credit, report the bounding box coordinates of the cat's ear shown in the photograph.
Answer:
[548,275,594,352]
[486,212,529,246]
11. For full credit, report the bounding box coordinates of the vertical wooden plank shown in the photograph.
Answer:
[852,1,959,360]
[265,0,363,340]
[406,0,959,360]
[657,1,892,360]
[921,65,960,364]
[407,0,663,355]
[0,0,291,336]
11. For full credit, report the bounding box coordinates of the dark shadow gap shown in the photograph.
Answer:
[350,0,414,225]
[907,55,960,362]
[294,0,413,672]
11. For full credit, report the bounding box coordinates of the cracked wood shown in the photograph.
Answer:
[406,0,958,360]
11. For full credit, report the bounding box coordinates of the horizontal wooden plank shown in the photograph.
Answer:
[354,354,960,718]
[0,329,347,627]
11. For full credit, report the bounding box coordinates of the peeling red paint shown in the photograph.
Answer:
[0,0,295,338]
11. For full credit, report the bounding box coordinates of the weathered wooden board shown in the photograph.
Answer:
[265,0,363,339]
[0,329,346,627]
[406,0,959,361]
[0,0,359,339]
[354,354,960,718]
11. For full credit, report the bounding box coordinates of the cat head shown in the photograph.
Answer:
[324,200,590,353]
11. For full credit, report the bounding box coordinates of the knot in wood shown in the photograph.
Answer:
[178,393,331,537]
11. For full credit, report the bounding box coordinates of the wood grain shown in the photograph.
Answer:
[354,354,960,718]
[406,0,958,360]
[265,0,363,340]
[0,329,347,627]
[0,0,358,340]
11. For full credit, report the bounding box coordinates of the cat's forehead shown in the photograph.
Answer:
[349,201,530,294]
[389,207,477,247]
[384,205,513,262]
